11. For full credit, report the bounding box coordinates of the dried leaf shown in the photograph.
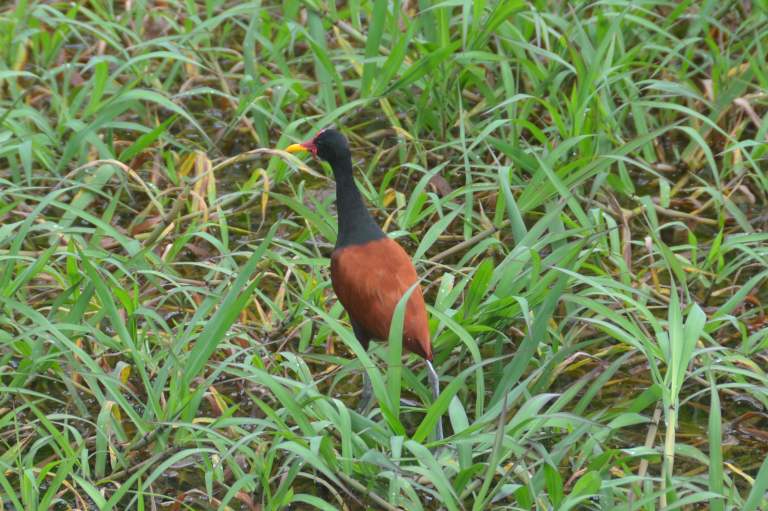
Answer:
[428,174,453,197]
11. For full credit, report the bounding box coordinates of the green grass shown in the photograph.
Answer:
[1,0,767,509]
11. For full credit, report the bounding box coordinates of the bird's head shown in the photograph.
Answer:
[285,128,350,164]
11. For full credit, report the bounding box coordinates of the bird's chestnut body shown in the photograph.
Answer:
[330,237,432,360]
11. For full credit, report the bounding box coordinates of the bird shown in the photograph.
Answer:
[285,128,443,441]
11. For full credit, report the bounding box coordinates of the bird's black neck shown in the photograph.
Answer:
[330,156,385,248]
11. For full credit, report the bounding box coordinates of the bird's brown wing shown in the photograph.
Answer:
[330,237,432,360]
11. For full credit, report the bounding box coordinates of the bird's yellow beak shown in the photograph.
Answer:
[285,143,307,154]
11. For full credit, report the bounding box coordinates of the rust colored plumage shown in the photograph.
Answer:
[330,237,432,360]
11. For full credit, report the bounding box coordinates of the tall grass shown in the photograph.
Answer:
[1,0,767,509]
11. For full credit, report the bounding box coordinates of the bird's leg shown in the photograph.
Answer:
[426,360,444,441]
[350,319,375,414]
[357,371,374,414]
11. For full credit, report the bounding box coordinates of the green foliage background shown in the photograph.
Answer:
[0,0,767,509]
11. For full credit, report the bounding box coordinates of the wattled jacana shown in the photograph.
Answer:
[285,128,443,441]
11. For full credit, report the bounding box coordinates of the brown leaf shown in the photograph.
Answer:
[428,174,453,197]
[186,242,213,259]
[130,216,162,235]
